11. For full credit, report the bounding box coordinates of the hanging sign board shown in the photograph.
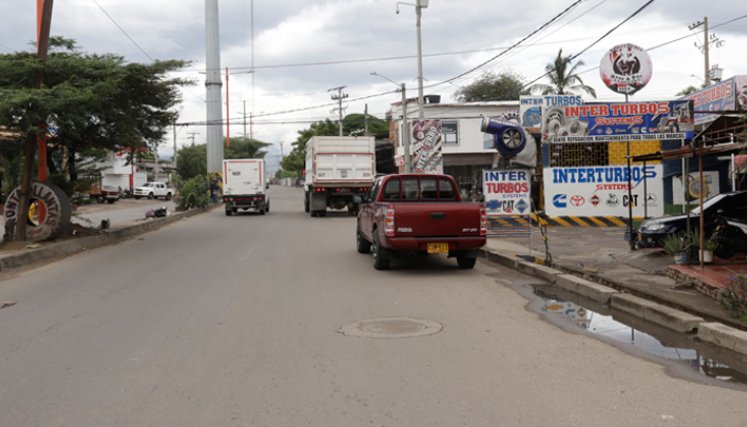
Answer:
[411,119,443,174]
[600,43,652,95]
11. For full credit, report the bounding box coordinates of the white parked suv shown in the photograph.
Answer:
[133,181,174,200]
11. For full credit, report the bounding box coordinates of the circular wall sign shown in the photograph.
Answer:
[600,43,652,95]
[3,182,72,241]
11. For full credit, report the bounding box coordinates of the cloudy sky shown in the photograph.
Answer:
[2,0,746,164]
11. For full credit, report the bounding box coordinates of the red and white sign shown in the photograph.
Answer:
[600,43,652,95]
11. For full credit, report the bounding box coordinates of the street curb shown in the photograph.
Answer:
[481,249,519,269]
[697,322,747,356]
[0,205,216,271]
[555,274,619,305]
[479,246,747,355]
[515,260,563,284]
[610,294,704,333]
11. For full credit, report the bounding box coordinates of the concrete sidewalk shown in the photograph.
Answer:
[480,226,747,355]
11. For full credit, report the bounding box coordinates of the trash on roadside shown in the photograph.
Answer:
[145,206,168,219]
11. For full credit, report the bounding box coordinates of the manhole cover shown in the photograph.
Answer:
[339,317,443,338]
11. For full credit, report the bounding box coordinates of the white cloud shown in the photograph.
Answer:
[3,0,747,156]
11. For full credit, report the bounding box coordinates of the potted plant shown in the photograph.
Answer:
[699,234,718,263]
[660,233,692,265]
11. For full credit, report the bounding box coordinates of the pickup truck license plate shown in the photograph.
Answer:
[427,243,449,254]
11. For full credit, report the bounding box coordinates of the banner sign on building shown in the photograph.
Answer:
[600,43,652,95]
[483,169,532,236]
[542,100,694,143]
[411,119,443,173]
[543,165,664,217]
[520,96,543,132]
[686,75,747,125]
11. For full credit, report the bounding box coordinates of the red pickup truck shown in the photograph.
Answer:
[356,174,487,270]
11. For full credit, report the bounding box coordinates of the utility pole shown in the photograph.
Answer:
[243,100,248,139]
[187,132,200,144]
[364,104,369,136]
[690,16,724,87]
[172,122,177,169]
[16,0,53,242]
[204,0,224,174]
[329,86,348,136]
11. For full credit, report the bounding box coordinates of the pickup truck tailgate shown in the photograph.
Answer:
[392,203,482,237]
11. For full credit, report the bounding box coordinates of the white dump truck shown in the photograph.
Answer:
[304,136,376,217]
[222,159,270,216]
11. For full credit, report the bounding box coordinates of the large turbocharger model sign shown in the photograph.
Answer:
[600,43,652,95]
[3,182,72,241]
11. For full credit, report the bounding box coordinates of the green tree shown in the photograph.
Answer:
[343,114,389,139]
[0,37,190,183]
[676,85,699,97]
[226,137,271,159]
[531,48,596,98]
[455,70,529,101]
[176,143,207,180]
[280,119,340,176]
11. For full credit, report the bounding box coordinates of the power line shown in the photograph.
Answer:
[433,0,586,89]
[91,0,154,62]
[523,0,656,89]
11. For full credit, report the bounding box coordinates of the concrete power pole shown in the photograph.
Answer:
[690,16,724,88]
[329,86,348,136]
[205,0,224,174]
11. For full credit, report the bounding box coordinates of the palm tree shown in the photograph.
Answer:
[532,49,596,98]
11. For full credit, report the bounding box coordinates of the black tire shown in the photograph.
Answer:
[148,192,154,200]
[304,192,310,213]
[372,233,391,270]
[357,228,371,254]
[266,202,270,213]
[107,199,116,204]
[225,209,232,216]
[310,211,317,218]
[166,192,172,201]
[456,256,477,269]
[714,239,737,259]
[259,208,266,216]
[134,196,141,200]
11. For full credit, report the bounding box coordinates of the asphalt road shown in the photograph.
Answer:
[0,186,745,426]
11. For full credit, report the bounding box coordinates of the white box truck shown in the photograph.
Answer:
[222,159,270,216]
[304,136,376,217]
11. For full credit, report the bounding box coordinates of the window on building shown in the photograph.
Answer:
[442,121,458,146]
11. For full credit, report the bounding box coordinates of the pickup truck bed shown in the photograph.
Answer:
[356,174,487,270]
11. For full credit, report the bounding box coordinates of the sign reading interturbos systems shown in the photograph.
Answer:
[543,165,664,217]
[482,170,531,217]
[542,100,694,143]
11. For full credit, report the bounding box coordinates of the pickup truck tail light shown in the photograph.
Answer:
[385,204,395,237]
[480,206,487,236]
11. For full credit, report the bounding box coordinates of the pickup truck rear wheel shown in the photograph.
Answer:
[304,192,310,212]
[165,192,172,201]
[372,234,391,270]
[356,229,371,254]
[148,192,154,200]
[225,208,232,216]
[456,256,477,269]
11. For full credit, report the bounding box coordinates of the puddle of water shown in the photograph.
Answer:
[530,284,747,386]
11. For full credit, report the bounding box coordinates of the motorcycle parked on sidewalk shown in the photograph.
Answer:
[711,212,747,260]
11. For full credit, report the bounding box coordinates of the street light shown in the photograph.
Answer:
[371,72,412,173]
[396,0,428,119]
